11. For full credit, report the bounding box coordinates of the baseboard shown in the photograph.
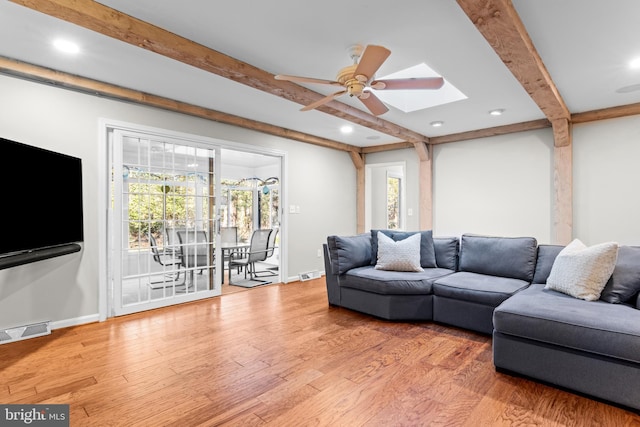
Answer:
[51,313,100,330]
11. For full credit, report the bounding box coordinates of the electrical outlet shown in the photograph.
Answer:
[289,205,296,214]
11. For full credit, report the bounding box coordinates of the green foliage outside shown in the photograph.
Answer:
[387,176,400,230]
[126,172,279,248]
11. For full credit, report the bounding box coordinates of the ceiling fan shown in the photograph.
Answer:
[275,44,445,116]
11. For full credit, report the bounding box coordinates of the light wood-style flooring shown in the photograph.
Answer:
[1,278,638,426]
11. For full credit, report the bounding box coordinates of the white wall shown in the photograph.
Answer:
[433,129,554,243]
[0,74,357,329]
[573,116,640,245]
[366,131,554,243]
[369,119,640,248]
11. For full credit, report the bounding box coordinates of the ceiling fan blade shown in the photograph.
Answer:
[275,74,343,87]
[370,77,445,90]
[301,90,347,111]
[358,91,389,116]
[353,45,391,82]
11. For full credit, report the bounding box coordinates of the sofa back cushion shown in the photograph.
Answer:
[600,245,640,304]
[433,237,459,270]
[327,234,371,275]
[458,234,538,282]
[370,229,437,268]
[532,244,564,284]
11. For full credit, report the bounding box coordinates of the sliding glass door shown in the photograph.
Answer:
[105,124,285,317]
[110,129,221,316]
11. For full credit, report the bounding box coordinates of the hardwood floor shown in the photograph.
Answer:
[1,278,638,426]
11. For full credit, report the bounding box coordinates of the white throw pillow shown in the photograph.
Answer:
[375,231,423,272]
[545,238,619,301]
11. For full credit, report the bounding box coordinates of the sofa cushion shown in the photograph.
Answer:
[328,234,372,275]
[343,265,453,295]
[458,234,537,282]
[371,229,437,268]
[531,244,564,284]
[433,237,459,271]
[493,284,640,364]
[375,232,423,272]
[433,271,530,306]
[600,245,640,304]
[545,239,618,301]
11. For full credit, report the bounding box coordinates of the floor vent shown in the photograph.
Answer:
[299,270,321,281]
[0,321,51,345]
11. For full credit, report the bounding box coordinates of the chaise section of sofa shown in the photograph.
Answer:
[324,232,458,320]
[432,234,538,334]
[493,283,640,411]
[493,244,640,411]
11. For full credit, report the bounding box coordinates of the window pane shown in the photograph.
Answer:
[387,176,400,230]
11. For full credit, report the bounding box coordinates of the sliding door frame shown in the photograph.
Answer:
[98,119,288,321]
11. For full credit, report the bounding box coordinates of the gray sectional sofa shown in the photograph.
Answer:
[323,231,640,412]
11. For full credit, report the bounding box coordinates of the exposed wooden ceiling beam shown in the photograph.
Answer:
[10,0,430,145]
[0,56,361,153]
[456,0,570,123]
[572,102,640,124]
[361,142,414,154]
[430,119,550,145]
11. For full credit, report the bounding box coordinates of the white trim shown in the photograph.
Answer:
[98,119,289,318]
[51,314,100,330]
[98,120,109,321]
[280,151,289,284]
[99,118,285,158]
[364,161,407,231]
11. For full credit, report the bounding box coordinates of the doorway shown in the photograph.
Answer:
[365,162,407,231]
[102,122,284,318]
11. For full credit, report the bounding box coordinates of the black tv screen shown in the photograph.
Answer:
[0,137,84,257]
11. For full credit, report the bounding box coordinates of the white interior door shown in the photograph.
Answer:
[110,129,221,316]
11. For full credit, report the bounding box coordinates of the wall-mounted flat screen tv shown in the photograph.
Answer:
[0,137,84,258]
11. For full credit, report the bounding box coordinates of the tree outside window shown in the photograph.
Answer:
[387,175,401,230]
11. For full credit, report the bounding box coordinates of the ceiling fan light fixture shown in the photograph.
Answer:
[489,108,505,116]
[275,46,448,116]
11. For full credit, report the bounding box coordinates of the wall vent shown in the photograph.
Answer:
[0,321,51,345]
[299,270,321,281]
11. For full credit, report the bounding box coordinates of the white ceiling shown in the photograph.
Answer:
[1,1,639,147]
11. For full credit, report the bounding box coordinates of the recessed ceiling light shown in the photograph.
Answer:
[366,135,381,140]
[630,57,640,69]
[430,121,444,127]
[489,109,505,116]
[340,125,353,134]
[53,39,80,54]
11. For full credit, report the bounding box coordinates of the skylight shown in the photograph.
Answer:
[372,63,467,113]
